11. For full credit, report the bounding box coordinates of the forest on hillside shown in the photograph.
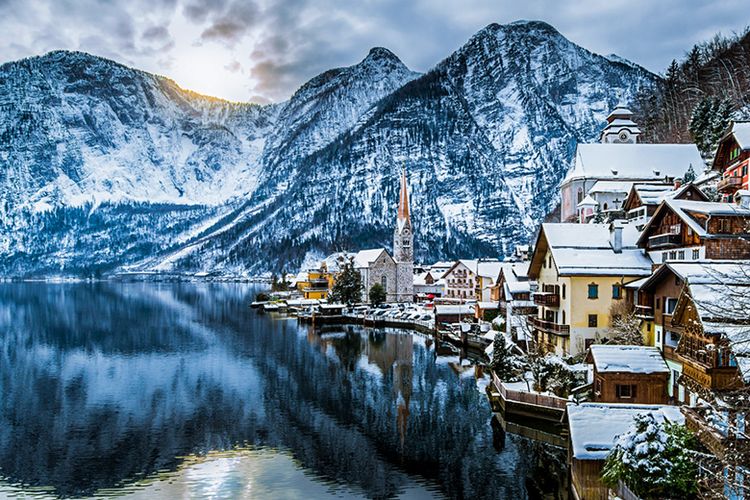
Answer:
[633,27,750,159]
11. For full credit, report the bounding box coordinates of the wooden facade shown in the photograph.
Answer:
[712,126,750,200]
[570,458,608,500]
[586,349,670,405]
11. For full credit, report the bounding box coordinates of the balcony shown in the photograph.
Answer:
[634,304,654,319]
[682,407,749,462]
[717,176,743,193]
[678,355,742,391]
[648,232,681,249]
[528,316,570,336]
[533,291,560,307]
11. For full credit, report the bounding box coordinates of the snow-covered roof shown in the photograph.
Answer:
[506,281,530,294]
[630,183,675,206]
[577,194,598,208]
[477,260,503,280]
[563,143,704,184]
[730,121,750,150]
[639,199,750,241]
[434,304,474,315]
[353,248,390,268]
[624,276,649,289]
[589,345,668,374]
[606,106,634,120]
[532,223,652,277]
[589,180,634,194]
[567,403,685,460]
[666,261,750,286]
[477,301,499,310]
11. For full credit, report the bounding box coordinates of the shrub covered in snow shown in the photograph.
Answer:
[601,413,698,499]
[490,334,526,382]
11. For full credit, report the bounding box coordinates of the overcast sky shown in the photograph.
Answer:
[1,0,747,103]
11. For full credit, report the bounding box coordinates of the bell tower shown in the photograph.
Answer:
[393,169,414,302]
[600,104,641,144]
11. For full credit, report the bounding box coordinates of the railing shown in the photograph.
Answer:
[648,232,681,249]
[683,407,731,459]
[494,373,568,410]
[528,316,570,335]
[533,292,560,307]
[717,176,743,192]
[634,304,654,319]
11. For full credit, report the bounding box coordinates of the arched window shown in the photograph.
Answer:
[562,284,566,300]
[562,310,566,324]
[603,202,608,211]
[381,275,387,289]
[577,188,584,204]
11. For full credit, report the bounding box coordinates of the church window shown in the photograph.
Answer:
[381,276,387,289]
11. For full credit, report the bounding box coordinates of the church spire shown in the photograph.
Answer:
[398,168,410,223]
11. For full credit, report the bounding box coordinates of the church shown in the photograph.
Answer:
[352,170,414,303]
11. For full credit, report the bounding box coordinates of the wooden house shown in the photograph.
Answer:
[587,345,669,404]
[636,197,750,264]
[712,121,750,201]
[567,402,685,500]
[623,181,708,230]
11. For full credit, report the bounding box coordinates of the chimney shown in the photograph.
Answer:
[735,190,750,209]
[610,222,623,253]
[674,178,682,190]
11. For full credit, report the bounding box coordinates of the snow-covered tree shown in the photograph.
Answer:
[490,334,526,382]
[683,163,697,183]
[331,259,363,305]
[608,300,644,345]
[602,413,699,499]
[368,283,386,306]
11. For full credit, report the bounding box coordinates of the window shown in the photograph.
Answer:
[675,276,682,286]
[562,310,566,323]
[616,384,636,399]
[612,284,621,299]
[562,284,566,300]
[743,165,748,176]
[656,298,661,310]
[595,378,602,395]
[588,283,599,299]
[669,251,677,260]
[718,218,731,233]
[661,252,667,263]
[588,314,598,327]
[548,256,552,268]
[381,275,387,288]
[665,297,678,315]
[646,322,652,332]
[692,249,700,260]
[678,250,685,260]
[577,188,584,204]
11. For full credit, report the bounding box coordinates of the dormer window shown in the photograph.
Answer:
[653,169,661,177]
[611,169,618,176]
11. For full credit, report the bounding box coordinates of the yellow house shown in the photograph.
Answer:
[527,222,653,357]
[295,268,334,300]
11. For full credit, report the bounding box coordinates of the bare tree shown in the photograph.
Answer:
[607,300,645,345]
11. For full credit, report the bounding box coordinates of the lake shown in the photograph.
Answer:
[0,282,566,499]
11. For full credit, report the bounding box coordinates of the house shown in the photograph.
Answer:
[527,222,653,356]
[441,260,478,301]
[513,244,530,261]
[434,304,474,325]
[623,181,708,230]
[586,180,633,217]
[668,269,750,483]
[298,269,332,300]
[712,121,750,201]
[635,196,750,264]
[587,345,670,404]
[429,261,455,277]
[475,259,503,302]
[413,270,443,298]
[560,105,704,222]
[567,402,685,500]
[492,263,535,342]
[475,301,500,322]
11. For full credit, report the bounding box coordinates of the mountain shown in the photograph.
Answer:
[0,21,657,277]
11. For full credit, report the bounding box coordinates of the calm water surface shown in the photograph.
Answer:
[0,283,565,499]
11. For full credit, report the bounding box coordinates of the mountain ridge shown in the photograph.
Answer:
[0,20,658,276]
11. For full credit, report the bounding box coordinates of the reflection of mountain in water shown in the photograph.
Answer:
[0,283,564,498]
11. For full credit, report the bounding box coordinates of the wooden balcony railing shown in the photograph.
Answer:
[678,356,742,391]
[533,291,560,307]
[634,304,654,319]
[648,232,681,249]
[717,176,743,193]
[528,316,570,336]
[682,407,750,461]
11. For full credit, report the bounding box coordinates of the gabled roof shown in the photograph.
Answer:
[567,403,685,460]
[588,180,634,194]
[563,143,704,185]
[636,198,750,246]
[528,223,652,278]
[353,248,393,268]
[441,259,478,279]
[639,261,750,293]
[588,345,669,374]
[477,260,503,280]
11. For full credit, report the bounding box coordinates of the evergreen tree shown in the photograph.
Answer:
[369,283,387,306]
[331,259,363,305]
[490,334,526,382]
[592,205,605,223]
[683,163,697,183]
[602,414,699,499]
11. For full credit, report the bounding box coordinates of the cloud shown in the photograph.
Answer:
[0,0,749,102]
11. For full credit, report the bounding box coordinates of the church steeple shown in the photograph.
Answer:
[397,168,411,231]
[392,168,414,302]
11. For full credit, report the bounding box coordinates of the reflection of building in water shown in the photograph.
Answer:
[365,333,414,451]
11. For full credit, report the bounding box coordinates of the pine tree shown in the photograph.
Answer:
[368,283,387,306]
[592,205,605,223]
[490,334,526,382]
[602,414,699,499]
[683,163,697,183]
[330,259,363,305]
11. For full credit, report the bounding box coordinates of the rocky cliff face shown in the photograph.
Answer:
[0,21,657,276]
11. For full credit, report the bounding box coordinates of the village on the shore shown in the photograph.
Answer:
[257,105,749,500]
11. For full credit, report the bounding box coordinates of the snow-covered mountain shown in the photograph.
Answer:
[0,21,657,277]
